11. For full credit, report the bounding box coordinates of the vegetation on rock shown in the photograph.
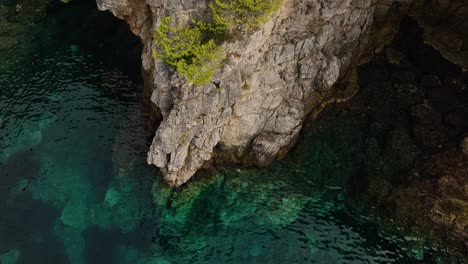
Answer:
[210,0,282,29]
[153,17,225,85]
[152,0,281,85]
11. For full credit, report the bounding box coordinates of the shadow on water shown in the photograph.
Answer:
[83,227,121,264]
[1,0,154,264]
[0,151,45,261]
[0,189,68,263]
[41,0,143,81]
[0,150,40,191]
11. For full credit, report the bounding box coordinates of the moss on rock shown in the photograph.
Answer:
[210,0,281,29]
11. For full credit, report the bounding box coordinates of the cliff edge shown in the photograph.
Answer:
[96,0,467,186]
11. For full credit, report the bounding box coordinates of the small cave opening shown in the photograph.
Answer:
[42,0,161,135]
[44,0,143,82]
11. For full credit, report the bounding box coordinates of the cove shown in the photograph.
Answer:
[0,1,466,264]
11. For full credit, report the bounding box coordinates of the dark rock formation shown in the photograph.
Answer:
[0,0,50,49]
[410,0,468,69]
[339,19,468,249]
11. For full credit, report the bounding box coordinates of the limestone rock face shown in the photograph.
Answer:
[96,0,401,186]
[97,0,467,186]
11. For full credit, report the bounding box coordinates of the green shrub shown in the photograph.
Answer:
[153,17,225,85]
[152,1,281,85]
[210,0,282,29]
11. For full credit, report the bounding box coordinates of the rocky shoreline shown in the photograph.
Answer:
[95,0,467,250]
[1,0,465,255]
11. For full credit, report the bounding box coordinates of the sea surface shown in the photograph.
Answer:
[0,1,464,264]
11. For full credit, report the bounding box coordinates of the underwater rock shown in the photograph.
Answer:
[410,104,441,125]
[98,173,146,234]
[54,224,86,264]
[262,195,308,226]
[153,167,310,236]
[0,123,42,163]
[420,75,442,88]
[0,31,19,52]
[146,257,171,264]
[29,166,94,209]
[383,128,420,173]
[60,199,89,230]
[154,172,223,227]
[116,245,171,264]
[103,185,121,208]
[463,137,468,158]
[0,249,20,264]
[29,158,146,237]
[29,162,152,263]
[0,0,49,59]
[15,0,49,17]
[0,18,23,35]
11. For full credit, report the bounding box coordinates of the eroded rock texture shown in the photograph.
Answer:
[97,0,467,186]
[410,0,468,69]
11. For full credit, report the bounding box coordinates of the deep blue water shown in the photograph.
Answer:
[0,1,465,264]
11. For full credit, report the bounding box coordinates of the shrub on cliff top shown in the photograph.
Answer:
[153,17,225,85]
[210,0,282,29]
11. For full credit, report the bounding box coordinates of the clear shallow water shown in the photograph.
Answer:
[0,2,465,264]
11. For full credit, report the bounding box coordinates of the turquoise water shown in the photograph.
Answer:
[0,2,465,264]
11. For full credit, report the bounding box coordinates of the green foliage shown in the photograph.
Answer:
[153,17,225,85]
[210,0,282,29]
[152,1,281,85]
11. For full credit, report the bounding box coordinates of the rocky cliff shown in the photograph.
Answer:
[96,0,467,186]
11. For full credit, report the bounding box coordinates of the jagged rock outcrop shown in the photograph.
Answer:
[409,0,468,69]
[97,0,467,186]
